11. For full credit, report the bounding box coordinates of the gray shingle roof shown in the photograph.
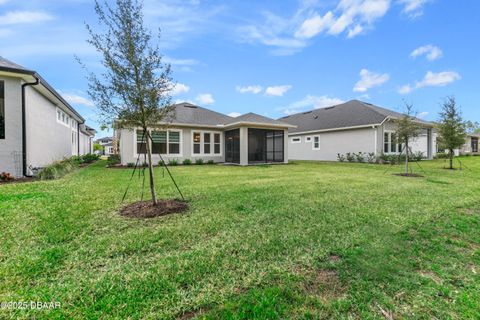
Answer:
[170,103,291,127]
[280,100,433,133]
[0,56,33,73]
[227,112,292,126]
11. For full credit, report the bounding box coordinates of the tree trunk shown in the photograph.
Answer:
[449,149,454,170]
[145,131,158,205]
[405,142,409,175]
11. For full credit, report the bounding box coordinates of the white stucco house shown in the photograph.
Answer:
[281,100,437,161]
[0,56,96,177]
[115,102,294,166]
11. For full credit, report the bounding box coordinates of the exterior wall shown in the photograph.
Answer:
[289,127,377,161]
[79,132,93,155]
[0,76,22,176]
[119,126,225,165]
[25,86,75,172]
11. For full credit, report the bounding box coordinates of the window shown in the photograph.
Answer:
[305,136,312,142]
[313,136,320,150]
[384,131,402,154]
[136,130,147,154]
[151,130,167,154]
[0,81,4,139]
[214,133,221,154]
[291,137,301,143]
[193,132,201,154]
[204,132,211,154]
[168,131,180,154]
[56,108,70,127]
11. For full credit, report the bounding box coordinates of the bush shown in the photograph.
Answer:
[366,152,376,163]
[106,154,120,166]
[0,172,15,182]
[354,152,365,163]
[182,159,192,165]
[410,151,424,162]
[207,160,215,165]
[195,158,204,165]
[168,159,178,166]
[346,152,355,162]
[337,153,346,162]
[126,162,135,167]
[38,158,76,180]
[83,153,100,163]
[434,152,449,159]
[71,155,83,166]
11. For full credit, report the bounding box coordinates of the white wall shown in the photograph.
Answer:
[0,76,22,176]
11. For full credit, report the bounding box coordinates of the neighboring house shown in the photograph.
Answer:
[95,136,114,155]
[0,56,96,177]
[116,102,294,166]
[456,134,479,155]
[281,100,436,161]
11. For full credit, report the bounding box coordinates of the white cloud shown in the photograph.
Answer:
[295,11,335,39]
[410,44,443,61]
[398,0,431,18]
[196,93,215,105]
[228,112,242,117]
[163,56,199,66]
[399,71,461,94]
[353,69,390,93]
[417,111,429,119]
[265,85,292,97]
[236,85,263,94]
[280,95,345,115]
[170,83,190,96]
[62,93,94,108]
[416,71,461,88]
[0,11,54,26]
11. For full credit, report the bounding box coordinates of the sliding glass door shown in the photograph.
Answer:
[248,129,284,164]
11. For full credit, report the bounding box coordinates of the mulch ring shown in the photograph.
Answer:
[119,199,188,218]
[0,177,38,185]
[392,173,424,178]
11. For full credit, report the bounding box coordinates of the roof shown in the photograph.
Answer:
[167,103,293,128]
[226,112,293,127]
[280,100,433,134]
[96,136,113,141]
[0,56,85,122]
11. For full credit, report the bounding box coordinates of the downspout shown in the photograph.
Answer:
[77,123,80,155]
[21,76,40,177]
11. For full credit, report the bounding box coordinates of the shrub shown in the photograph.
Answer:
[168,159,178,166]
[71,155,83,166]
[410,151,424,162]
[337,153,346,162]
[38,158,76,180]
[83,153,100,163]
[182,159,192,165]
[126,162,135,167]
[434,152,449,159]
[354,152,365,163]
[106,154,120,166]
[346,152,355,162]
[195,158,204,165]
[366,152,376,163]
[207,160,215,165]
[0,172,15,182]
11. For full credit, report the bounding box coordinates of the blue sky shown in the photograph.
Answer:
[1,0,478,137]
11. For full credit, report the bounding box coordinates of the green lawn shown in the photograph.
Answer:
[1,158,479,319]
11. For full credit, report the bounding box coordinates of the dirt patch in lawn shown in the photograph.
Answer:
[303,268,345,301]
[119,199,188,218]
[0,177,38,185]
[392,173,424,178]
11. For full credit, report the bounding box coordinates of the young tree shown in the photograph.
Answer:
[394,102,422,175]
[81,0,174,205]
[437,96,466,169]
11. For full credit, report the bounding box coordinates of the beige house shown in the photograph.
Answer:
[116,103,294,166]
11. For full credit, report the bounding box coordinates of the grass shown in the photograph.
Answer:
[1,158,479,319]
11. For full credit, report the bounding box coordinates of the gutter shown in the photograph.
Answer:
[21,76,40,177]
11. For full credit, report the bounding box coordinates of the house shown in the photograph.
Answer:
[115,102,294,166]
[94,136,115,156]
[281,100,436,161]
[457,134,479,155]
[0,56,96,177]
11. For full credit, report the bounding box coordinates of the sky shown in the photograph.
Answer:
[0,0,479,137]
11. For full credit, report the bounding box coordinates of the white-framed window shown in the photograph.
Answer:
[192,130,222,155]
[56,108,70,127]
[291,137,301,144]
[312,135,320,150]
[384,131,402,154]
[136,129,182,156]
[305,136,312,142]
